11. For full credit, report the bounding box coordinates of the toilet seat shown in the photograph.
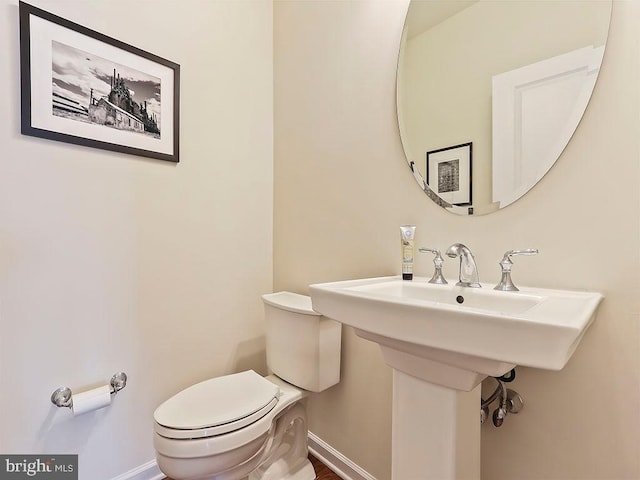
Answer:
[154,371,280,440]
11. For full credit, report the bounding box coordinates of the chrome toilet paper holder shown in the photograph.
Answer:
[50,372,128,408]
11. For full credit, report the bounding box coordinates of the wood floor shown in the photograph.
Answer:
[309,454,343,480]
[163,454,343,480]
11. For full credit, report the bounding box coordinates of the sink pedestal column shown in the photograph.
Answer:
[392,370,481,480]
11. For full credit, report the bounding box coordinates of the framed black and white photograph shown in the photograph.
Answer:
[19,1,180,162]
[426,142,472,206]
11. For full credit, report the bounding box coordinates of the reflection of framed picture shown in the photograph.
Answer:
[19,1,180,162]
[426,142,472,206]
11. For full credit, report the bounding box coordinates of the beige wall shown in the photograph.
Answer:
[0,1,273,478]
[274,1,639,479]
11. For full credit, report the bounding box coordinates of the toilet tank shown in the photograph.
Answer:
[262,292,341,392]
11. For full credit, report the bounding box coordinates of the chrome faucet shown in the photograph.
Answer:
[418,247,448,284]
[494,249,539,291]
[446,243,481,288]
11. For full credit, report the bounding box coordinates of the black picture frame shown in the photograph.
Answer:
[19,1,180,163]
[426,142,472,206]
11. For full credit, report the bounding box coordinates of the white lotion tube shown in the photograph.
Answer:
[400,225,416,280]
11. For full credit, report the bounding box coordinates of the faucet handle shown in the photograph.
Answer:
[501,249,539,261]
[418,248,448,284]
[495,249,539,291]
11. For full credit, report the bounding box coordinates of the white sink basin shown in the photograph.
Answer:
[309,276,603,390]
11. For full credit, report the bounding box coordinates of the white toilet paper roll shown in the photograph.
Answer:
[71,385,111,416]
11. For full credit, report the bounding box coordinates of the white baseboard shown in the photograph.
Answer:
[308,431,377,480]
[110,459,164,480]
[110,434,376,480]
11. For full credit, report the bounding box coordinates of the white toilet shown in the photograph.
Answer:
[153,292,342,480]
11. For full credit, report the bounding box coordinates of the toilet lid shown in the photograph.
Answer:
[154,370,280,436]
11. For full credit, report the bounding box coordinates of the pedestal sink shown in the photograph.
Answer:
[309,276,603,479]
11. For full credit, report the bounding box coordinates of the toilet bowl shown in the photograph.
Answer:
[153,292,342,480]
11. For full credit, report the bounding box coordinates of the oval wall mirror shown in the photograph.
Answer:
[397,0,612,216]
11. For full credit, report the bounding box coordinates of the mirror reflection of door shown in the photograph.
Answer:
[492,46,604,208]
